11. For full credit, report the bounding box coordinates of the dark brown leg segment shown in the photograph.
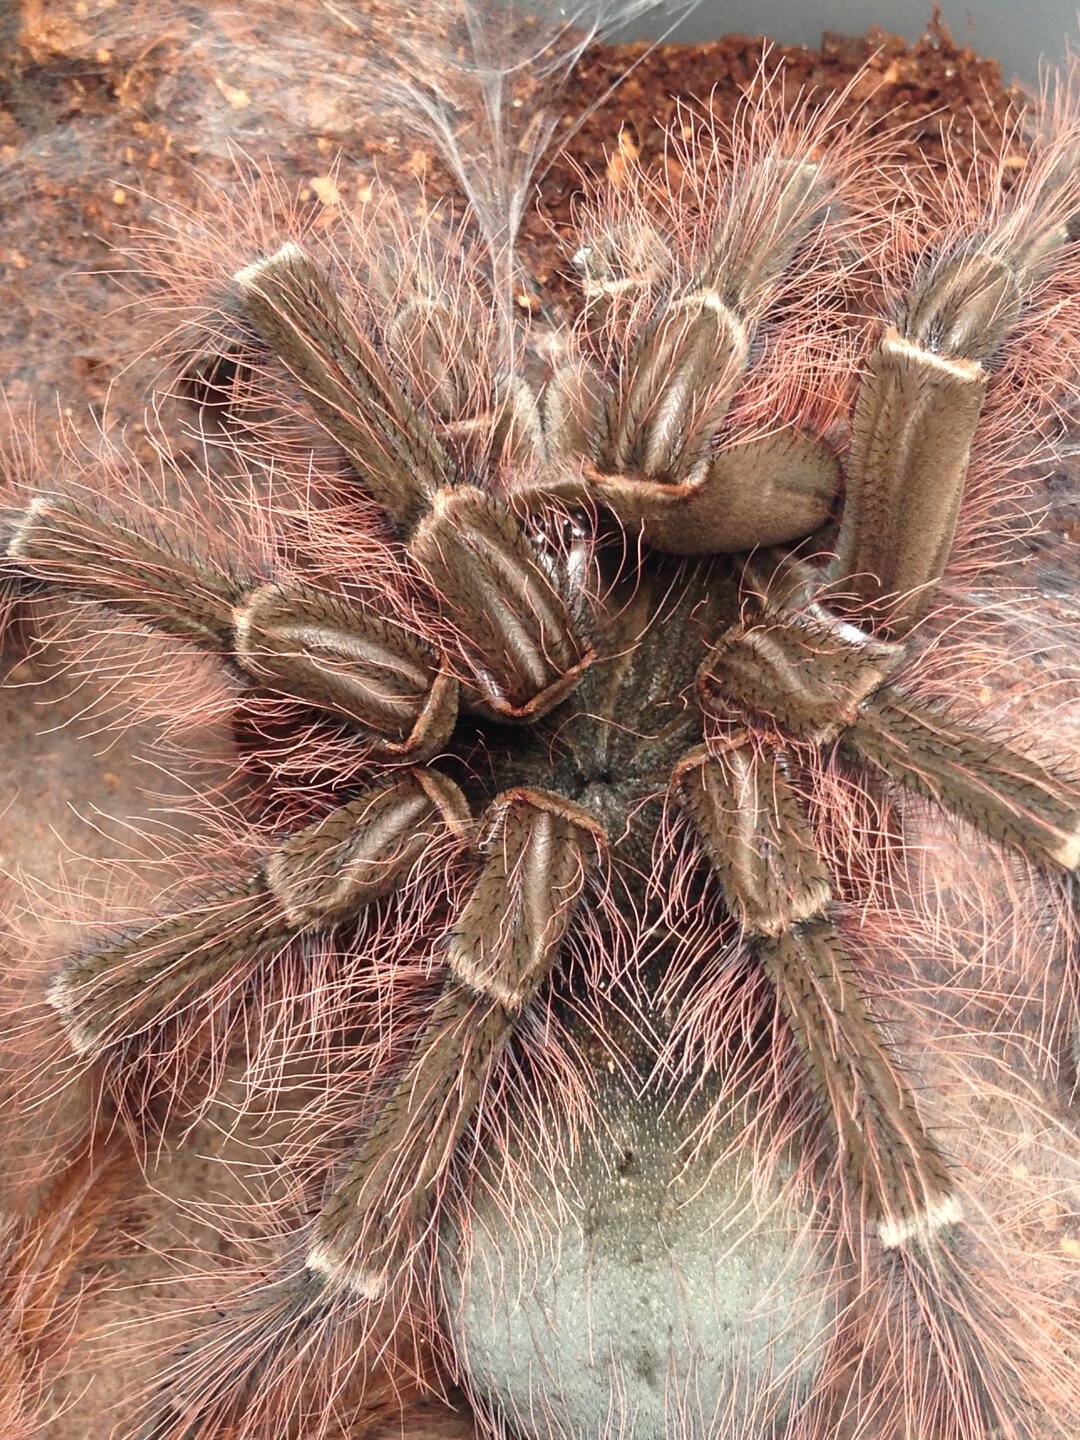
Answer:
[832,221,1071,628]
[4,495,459,757]
[676,739,958,1245]
[306,789,604,1295]
[49,772,469,1056]
[848,688,1080,873]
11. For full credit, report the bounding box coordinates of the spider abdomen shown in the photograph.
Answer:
[442,1075,837,1440]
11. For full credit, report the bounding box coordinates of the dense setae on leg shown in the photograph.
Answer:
[697,602,907,743]
[48,772,469,1060]
[231,584,460,756]
[407,487,592,720]
[553,145,854,555]
[600,155,834,484]
[308,985,511,1299]
[308,789,604,1295]
[849,689,1080,872]
[676,740,958,1245]
[2,494,460,756]
[699,591,1080,880]
[230,243,593,722]
[4,494,239,648]
[232,242,459,532]
[832,163,1078,629]
[834,330,987,627]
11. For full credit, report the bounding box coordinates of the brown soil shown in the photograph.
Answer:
[1,7,1022,435]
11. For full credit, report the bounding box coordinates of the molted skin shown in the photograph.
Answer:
[12,22,1080,1432]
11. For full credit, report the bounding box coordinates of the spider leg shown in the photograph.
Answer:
[698,591,1080,876]
[847,687,1080,873]
[231,244,592,722]
[48,771,468,1059]
[698,571,1080,1135]
[552,427,840,556]
[831,185,1073,630]
[542,154,848,554]
[3,495,459,759]
[606,156,834,482]
[675,739,958,1247]
[231,243,456,535]
[306,788,605,1297]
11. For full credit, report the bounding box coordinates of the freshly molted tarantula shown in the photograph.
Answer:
[3,3,1080,1438]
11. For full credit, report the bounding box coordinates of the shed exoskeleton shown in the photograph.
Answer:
[4,9,1080,1437]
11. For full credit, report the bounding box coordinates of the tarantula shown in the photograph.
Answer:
[2,3,1080,1437]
